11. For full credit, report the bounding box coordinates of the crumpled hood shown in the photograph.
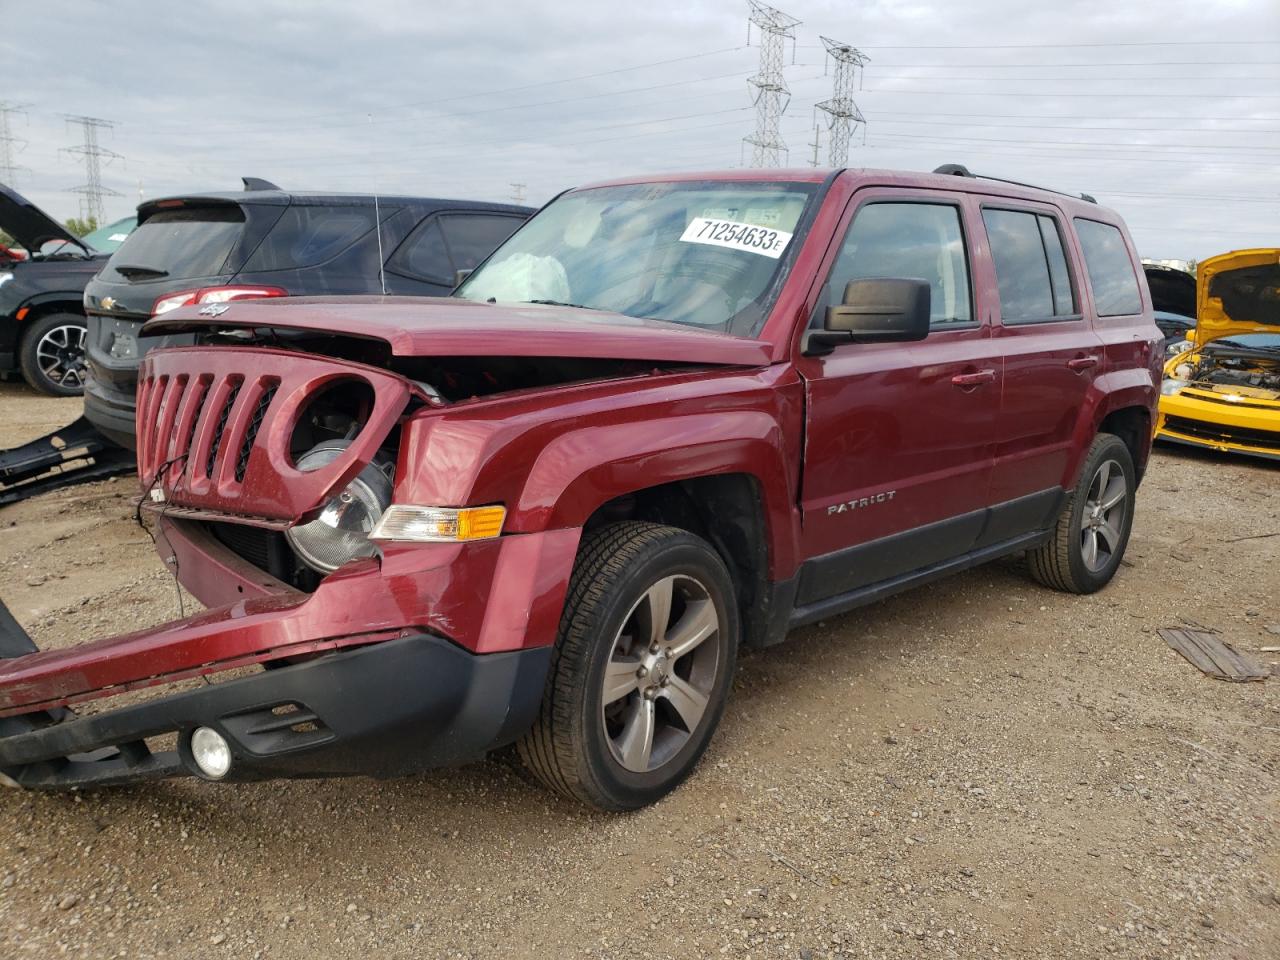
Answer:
[0,182,87,253]
[142,295,774,367]
[1194,249,1280,348]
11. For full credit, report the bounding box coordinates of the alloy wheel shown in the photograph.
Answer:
[1080,458,1127,572]
[34,323,87,389]
[600,574,721,774]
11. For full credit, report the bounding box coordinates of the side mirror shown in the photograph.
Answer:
[453,268,473,288]
[802,278,932,356]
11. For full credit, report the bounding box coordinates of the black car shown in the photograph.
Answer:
[84,184,533,448]
[0,184,136,395]
[1143,262,1197,350]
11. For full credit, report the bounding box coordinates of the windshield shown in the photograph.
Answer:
[1211,333,1280,351]
[81,217,138,254]
[456,180,817,336]
[102,206,245,283]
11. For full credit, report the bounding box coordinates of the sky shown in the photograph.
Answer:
[2,0,1277,260]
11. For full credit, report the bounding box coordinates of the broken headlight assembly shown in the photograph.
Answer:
[285,441,394,573]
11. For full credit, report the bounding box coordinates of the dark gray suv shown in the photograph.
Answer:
[84,185,532,447]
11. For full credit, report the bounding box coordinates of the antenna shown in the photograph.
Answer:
[369,114,387,296]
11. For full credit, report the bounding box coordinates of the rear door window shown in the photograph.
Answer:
[831,201,972,328]
[390,213,524,285]
[102,207,244,282]
[389,218,452,284]
[982,209,1077,323]
[1073,218,1142,316]
[438,214,524,272]
[242,205,377,272]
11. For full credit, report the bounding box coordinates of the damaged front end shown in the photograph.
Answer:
[1156,249,1280,459]
[0,342,573,789]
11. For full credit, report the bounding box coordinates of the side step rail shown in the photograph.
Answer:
[0,416,134,507]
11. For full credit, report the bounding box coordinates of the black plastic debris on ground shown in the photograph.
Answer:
[1159,627,1271,682]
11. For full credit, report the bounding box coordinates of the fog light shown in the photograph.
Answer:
[190,726,232,779]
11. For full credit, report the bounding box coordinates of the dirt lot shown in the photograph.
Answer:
[0,378,1277,960]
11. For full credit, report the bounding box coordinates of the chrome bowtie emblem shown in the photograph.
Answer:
[198,303,230,317]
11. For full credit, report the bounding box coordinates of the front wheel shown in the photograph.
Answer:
[517,522,738,811]
[1028,432,1135,594]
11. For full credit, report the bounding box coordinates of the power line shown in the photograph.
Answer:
[867,129,1280,154]
[744,0,801,167]
[144,46,752,134]
[859,88,1280,98]
[807,40,1280,50]
[865,115,1279,136]
[61,115,123,223]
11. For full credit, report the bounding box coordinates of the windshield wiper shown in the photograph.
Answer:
[525,298,591,310]
[113,264,170,280]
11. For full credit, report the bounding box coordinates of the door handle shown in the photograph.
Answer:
[951,369,996,388]
[1067,355,1100,372]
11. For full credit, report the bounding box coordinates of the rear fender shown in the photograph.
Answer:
[1062,367,1157,489]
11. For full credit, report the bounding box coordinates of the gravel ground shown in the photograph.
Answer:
[1,378,1277,960]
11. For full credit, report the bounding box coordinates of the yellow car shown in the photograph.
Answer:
[1156,249,1280,460]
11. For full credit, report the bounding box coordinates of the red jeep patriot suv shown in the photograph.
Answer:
[0,165,1161,810]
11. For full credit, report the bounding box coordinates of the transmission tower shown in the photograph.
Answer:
[807,124,822,167]
[509,182,527,204]
[815,36,869,167]
[0,102,29,186]
[742,0,800,168]
[62,115,123,224]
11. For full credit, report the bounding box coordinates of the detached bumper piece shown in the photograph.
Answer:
[0,601,549,791]
[0,416,134,507]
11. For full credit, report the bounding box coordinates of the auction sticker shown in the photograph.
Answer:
[678,217,792,258]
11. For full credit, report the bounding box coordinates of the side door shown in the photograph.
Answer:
[793,190,1002,604]
[979,204,1104,523]
[385,212,525,295]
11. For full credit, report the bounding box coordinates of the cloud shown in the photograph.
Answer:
[4,0,1276,258]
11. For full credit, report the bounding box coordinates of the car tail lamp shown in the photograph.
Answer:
[151,285,288,317]
[370,505,507,543]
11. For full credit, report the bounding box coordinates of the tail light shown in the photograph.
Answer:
[152,285,288,317]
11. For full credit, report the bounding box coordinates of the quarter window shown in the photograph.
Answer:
[982,209,1077,323]
[832,202,972,328]
[1073,218,1142,317]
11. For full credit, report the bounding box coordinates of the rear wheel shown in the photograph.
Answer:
[1028,432,1135,594]
[19,312,88,396]
[517,522,737,811]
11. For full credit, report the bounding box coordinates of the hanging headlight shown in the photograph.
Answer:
[285,442,393,574]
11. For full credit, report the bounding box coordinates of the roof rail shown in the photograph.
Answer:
[933,164,1096,204]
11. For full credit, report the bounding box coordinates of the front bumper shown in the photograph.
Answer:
[0,606,550,790]
[1156,391,1280,460]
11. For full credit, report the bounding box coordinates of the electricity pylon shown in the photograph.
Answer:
[62,115,123,223]
[815,36,869,167]
[743,1,800,167]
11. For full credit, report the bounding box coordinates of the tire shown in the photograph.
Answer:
[18,312,88,397]
[517,521,738,811]
[1028,432,1135,594]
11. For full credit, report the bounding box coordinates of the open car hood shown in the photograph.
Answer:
[1143,263,1196,319]
[1195,249,1280,348]
[0,182,87,253]
[142,296,774,367]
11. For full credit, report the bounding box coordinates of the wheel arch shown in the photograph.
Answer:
[582,473,777,648]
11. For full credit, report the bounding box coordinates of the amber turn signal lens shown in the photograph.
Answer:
[369,505,506,543]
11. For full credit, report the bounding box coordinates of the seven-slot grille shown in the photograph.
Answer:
[135,347,412,523]
[137,370,278,493]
